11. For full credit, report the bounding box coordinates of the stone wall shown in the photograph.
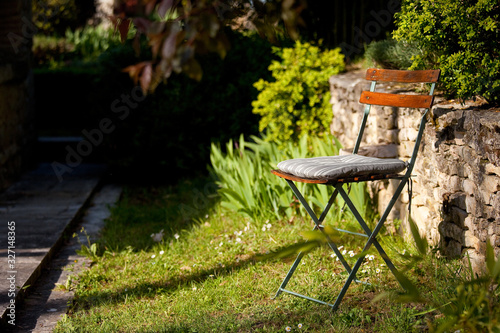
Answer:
[0,0,36,191]
[329,70,500,271]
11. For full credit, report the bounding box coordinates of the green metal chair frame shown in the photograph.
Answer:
[270,68,440,310]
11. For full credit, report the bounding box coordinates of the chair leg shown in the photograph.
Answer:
[273,181,353,305]
[286,180,352,273]
[335,181,409,290]
[273,251,305,299]
[274,179,410,310]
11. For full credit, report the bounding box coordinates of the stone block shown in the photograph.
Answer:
[464,216,476,230]
[485,163,500,177]
[385,129,399,144]
[444,239,463,258]
[435,153,459,176]
[454,129,466,145]
[376,116,397,130]
[490,193,500,213]
[398,141,414,158]
[448,192,467,211]
[446,175,461,192]
[464,229,480,250]
[490,234,500,247]
[462,179,476,196]
[383,105,396,116]
[484,205,497,221]
[465,196,477,215]
[440,220,464,241]
[480,175,500,194]
[399,128,419,142]
[451,206,468,228]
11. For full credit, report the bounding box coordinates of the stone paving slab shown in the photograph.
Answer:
[14,184,122,332]
[0,163,107,327]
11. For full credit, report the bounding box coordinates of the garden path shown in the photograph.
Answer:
[0,163,121,331]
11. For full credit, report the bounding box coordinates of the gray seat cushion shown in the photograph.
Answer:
[277,154,408,180]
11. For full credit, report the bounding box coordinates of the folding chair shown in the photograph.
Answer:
[271,68,440,310]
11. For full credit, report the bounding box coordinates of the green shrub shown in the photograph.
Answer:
[33,26,126,67]
[393,0,500,103]
[65,26,123,61]
[32,0,96,36]
[364,39,421,70]
[209,133,372,223]
[252,41,345,143]
[32,35,75,67]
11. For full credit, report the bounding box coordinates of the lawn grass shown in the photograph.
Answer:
[55,178,457,332]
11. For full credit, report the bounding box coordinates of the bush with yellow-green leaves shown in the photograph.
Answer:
[252,41,345,143]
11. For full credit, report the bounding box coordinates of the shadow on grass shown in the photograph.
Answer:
[72,254,262,308]
[94,177,220,252]
[69,254,358,332]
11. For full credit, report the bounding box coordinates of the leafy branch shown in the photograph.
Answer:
[112,0,307,93]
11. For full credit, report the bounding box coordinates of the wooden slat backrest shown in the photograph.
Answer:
[359,91,434,109]
[365,68,440,83]
[353,68,440,156]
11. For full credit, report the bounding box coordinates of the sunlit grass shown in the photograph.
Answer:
[56,179,458,332]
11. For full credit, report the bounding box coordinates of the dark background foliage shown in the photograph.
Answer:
[35,30,274,182]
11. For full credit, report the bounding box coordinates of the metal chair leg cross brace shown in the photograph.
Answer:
[270,68,440,310]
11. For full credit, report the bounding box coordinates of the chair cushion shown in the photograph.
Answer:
[277,154,407,180]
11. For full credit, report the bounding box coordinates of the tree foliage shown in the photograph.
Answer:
[113,0,306,93]
[32,0,96,36]
[252,41,345,142]
[393,0,500,103]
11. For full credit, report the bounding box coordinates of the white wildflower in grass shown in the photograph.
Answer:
[368,254,375,261]
[150,229,164,242]
[174,233,180,240]
[159,250,164,255]
[266,223,272,229]
[286,327,292,332]
[330,253,336,258]
[205,214,209,219]
[376,268,381,274]
[219,241,223,247]
[402,249,406,255]
[262,226,266,231]
[348,250,355,257]
[342,249,347,255]
[298,323,303,328]
[151,254,156,259]
[236,237,242,243]
[192,286,197,291]
[338,245,344,250]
